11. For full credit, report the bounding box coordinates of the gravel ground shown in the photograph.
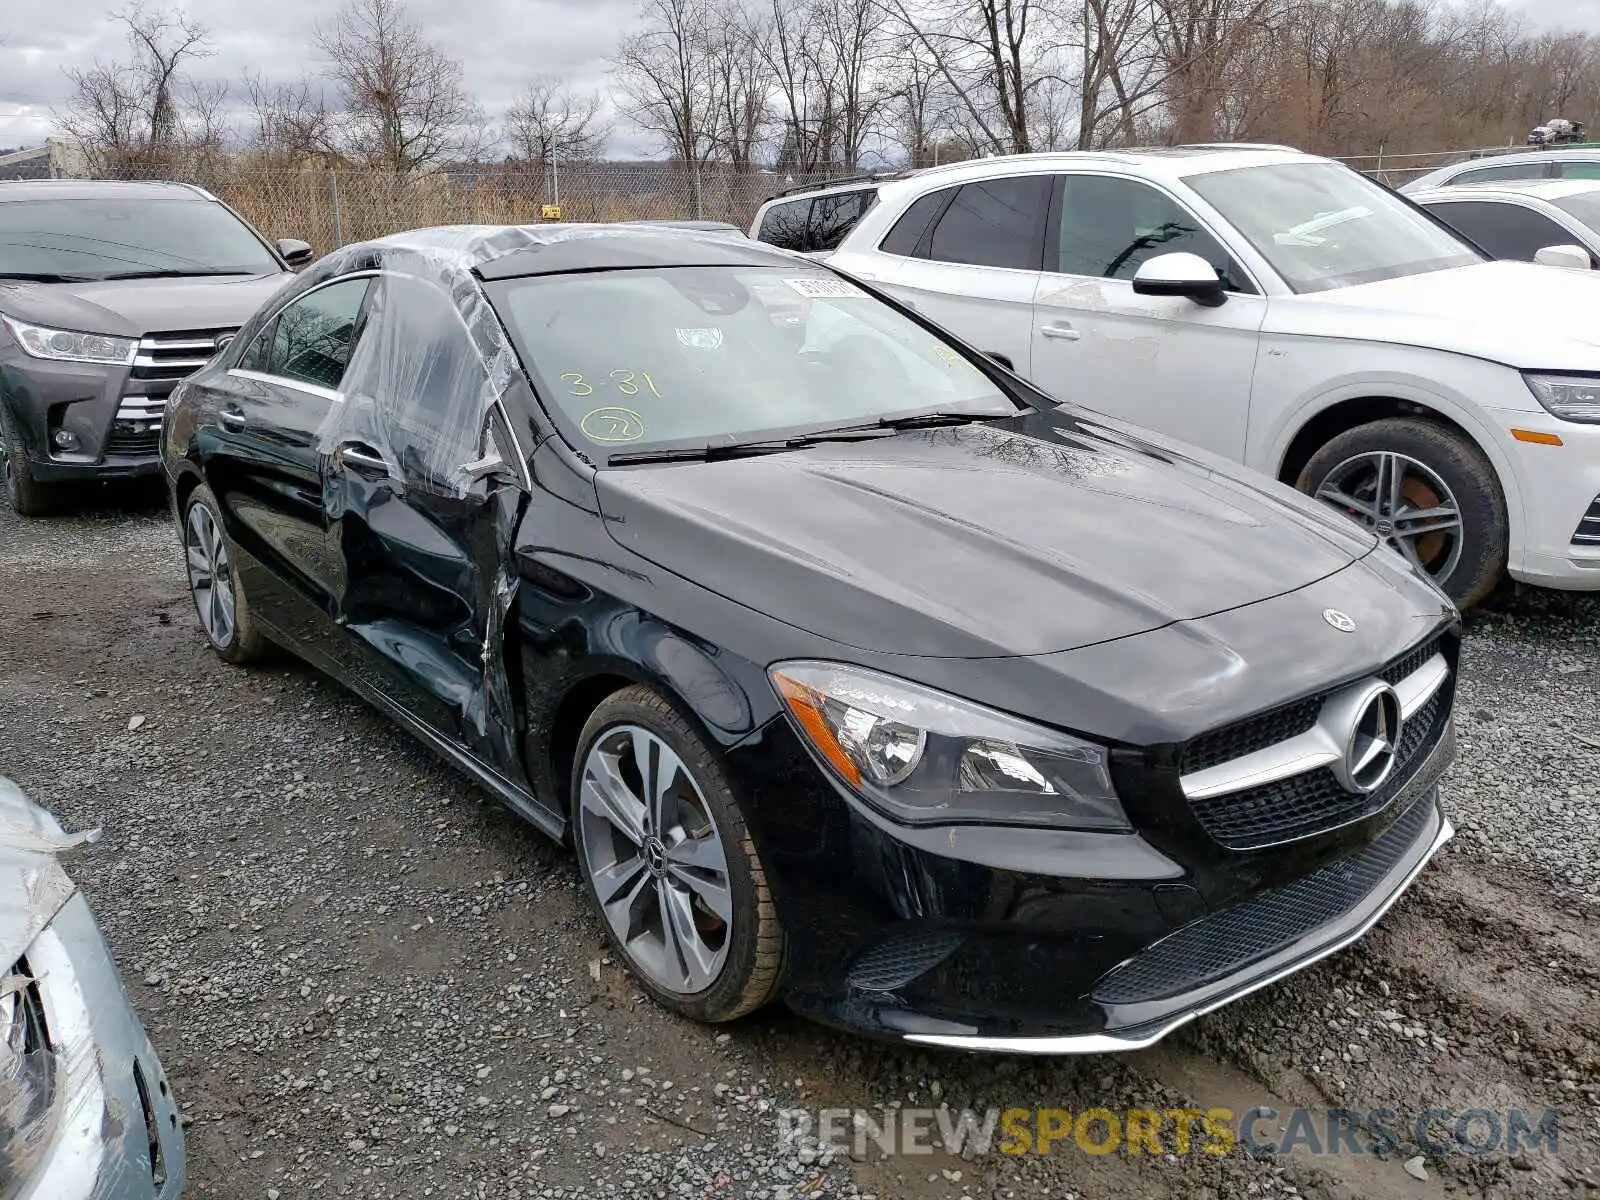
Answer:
[1,483,1596,1200]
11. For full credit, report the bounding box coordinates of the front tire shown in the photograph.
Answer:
[182,484,267,665]
[571,686,785,1023]
[0,402,54,517]
[1298,417,1507,610]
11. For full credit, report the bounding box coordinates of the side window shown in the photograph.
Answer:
[264,277,371,389]
[880,190,953,256]
[926,176,1051,270]
[1053,174,1251,291]
[1422,200,1574,262]
[338,273,487,492]
[809,188,876,251]
[757,198,813,252]
[1449,162,1548,185]
[1553,161,1600,180]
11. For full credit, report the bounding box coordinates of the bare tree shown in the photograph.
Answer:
[613,0,725,213]
[58,4,215,171]
[316,0,484,171]
[705,4,772,169]
[243,72,339,164]
[502,75,611,165]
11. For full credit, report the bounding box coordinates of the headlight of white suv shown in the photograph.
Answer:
[770,661,1130,830]
[1525,373,1600,423]
[1,315,138,366]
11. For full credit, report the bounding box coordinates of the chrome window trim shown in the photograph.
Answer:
[1179,651,1449,802]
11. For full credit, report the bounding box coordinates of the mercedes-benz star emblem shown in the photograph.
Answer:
[1331,683,1401,795]
[643,836,668,878]
[1323,608,1357,632]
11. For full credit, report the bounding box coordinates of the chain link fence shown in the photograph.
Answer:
[101,161,849,256]
[1337,145,1528,188]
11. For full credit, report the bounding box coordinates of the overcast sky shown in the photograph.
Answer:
[0,0,1595,156]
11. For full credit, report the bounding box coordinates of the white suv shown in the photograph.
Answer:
[822,145,1600,607]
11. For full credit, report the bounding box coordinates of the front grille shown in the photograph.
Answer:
[1092,797,1433,1005]
[132,329,234,382]
[105,426,163,457]
[1181,635,1444,775]
[1190,688,1446,850]
[1573,496,1600,546]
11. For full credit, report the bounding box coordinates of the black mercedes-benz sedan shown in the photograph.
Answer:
[160,224,1458,1052]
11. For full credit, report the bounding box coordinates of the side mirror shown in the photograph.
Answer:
[276,238,315,269]
[985,351,1015,371]
[1533,244,1594,270]
[1131,252,1227,306]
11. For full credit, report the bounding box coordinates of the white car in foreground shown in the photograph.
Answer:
[818,146,1600,607]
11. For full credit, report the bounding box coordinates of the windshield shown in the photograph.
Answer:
[0,197,280,280]
[1553,192,1600,234]
[491,265,1017,458]
[1188,162,1482,293]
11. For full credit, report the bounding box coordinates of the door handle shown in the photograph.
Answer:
[219,405,247,430]
[1040,321,1081,342]
[335,442,390,475]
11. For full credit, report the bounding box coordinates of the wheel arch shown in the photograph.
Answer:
[1269,388,1524,557]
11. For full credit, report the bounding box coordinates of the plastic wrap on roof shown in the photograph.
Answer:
[287,224,728,499]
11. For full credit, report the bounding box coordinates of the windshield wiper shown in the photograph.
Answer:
[91,269,261,280]
[0,271,100,283]
[608,426,899,466]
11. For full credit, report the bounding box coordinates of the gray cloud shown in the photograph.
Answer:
[0,0,649,154]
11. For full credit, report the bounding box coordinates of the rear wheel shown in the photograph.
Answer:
[183,484,267,665]
[1298,417,1507,610]
[0,402,53,517]
[571,686,784,1023]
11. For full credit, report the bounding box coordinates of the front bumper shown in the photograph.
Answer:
[6,893,186,1200]
[731,706,1454,1052]
[907,802,1452,1054]
[1486,406,1600,588]
[1,352,176,483]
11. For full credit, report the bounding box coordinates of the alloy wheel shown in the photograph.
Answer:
[577,724,734,995]
[185,503,237,649]
[1314,451,1464,583]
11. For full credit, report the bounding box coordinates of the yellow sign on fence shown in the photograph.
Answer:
[541,204,564,221]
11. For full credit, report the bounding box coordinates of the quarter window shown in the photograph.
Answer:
[1421,200,1577,263]
[810,189,876,250]
[926,176,1051,270]
[757,198,812,252]
[1053,174,1249,290]
[264,277,371,389]
[880,191,952,256]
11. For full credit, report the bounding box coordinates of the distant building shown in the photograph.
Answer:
[0,140,89,180]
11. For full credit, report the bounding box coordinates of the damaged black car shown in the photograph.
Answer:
[160,225,1458,1051]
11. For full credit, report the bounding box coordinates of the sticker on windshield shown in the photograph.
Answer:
[783,277,866,299]
[581,407,646,442]
[676,327,724,350]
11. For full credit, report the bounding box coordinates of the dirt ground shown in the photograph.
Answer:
[1,482,1596,1200]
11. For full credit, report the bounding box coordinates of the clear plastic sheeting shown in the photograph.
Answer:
[271,223,731,499]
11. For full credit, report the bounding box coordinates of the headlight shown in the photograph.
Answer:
[1525,373,1600,423]
[770,661,1129,830]
[1,315,137,366]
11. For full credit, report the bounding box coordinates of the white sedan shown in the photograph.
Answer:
[817,146,1600,607]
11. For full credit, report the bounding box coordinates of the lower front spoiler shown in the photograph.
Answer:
[904,809,1455,1056]
[29,455,163,483]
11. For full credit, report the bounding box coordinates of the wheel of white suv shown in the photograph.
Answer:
[182,484,268,665]
[1298,417,1508,610]
[0,401,53,517]
[571,686,785,1022]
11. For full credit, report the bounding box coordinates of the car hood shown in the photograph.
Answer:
[595,411,1378,658]
[0,272,291,337]
[1269,260,1600,369]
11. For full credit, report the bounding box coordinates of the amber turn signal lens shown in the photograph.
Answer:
[1511,428,1564,446]
[772,672,862,787]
